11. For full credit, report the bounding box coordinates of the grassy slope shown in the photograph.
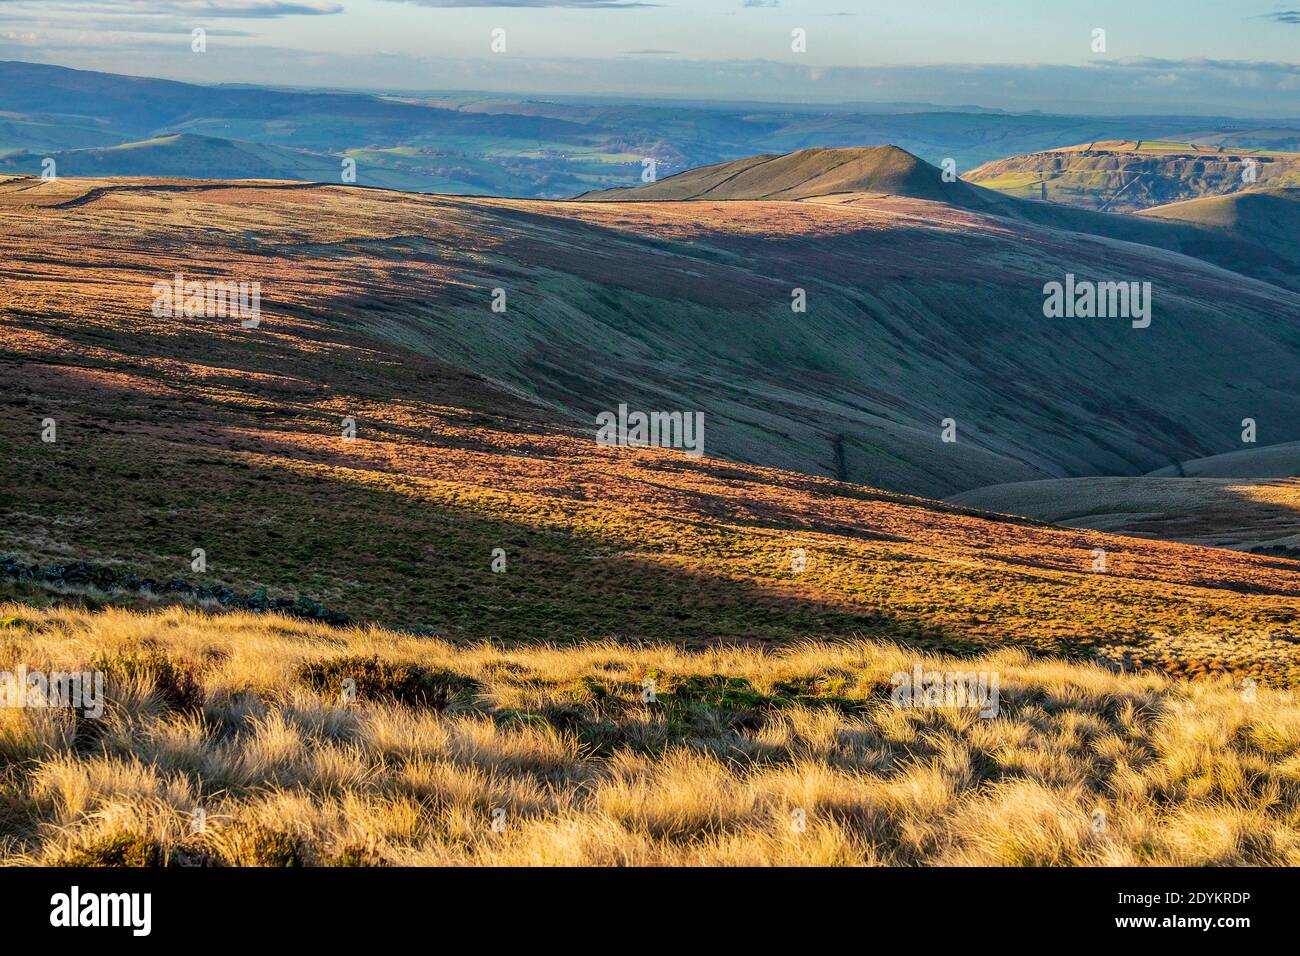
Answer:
[952,442,1300,554]
[5,175,1300,869]
[0,134,442,194]
[1138,189,1300,277]
[576,146,1004,208]
[578,146,1300,296]
[3,603,1299,866]
[2,178,1300,685]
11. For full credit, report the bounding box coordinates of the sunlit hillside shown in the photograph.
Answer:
[3,0,1300,896]
[951,476,1300,557]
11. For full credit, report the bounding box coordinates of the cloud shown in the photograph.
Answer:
[1097,56,1300,74]
[152,0,342,16]
[0,1,343,17]
[379,0,658,7]
[1259,10,1300,23]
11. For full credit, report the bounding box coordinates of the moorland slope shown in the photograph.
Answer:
[5,171,1300,868]
[3,175,1300,682]
[4,173,1300,501]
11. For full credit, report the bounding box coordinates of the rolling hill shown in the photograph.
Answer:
[964,139,1300,212]
[0,131,599,196]
[1138,188,1300,278]
[576,146,1005,208]
[6,165,1299,500]
[5,60,1299,200]
[5,169,1300,869]
[0,133,338,181]
[3,175,1300,685]
[951,441,1300,556]
[1180,127,1300,152]
[1147,440,1300,479]
[579,146,1300,294]
[0,133,449,193]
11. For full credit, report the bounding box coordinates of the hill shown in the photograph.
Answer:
[5,60,1298,200]
[964,139,1300,212]
[5,174,1299,499]
[0,133,448,193]
[951,442,1300,556]
[6,172,1300,869]
[575,146,1005,208]
[1181,127,1300,152]
[1147,441,1300,479]
[576,146,1300,294]
[3,176,1300,684]
[1,133,336,181]
[1137,188,1300,289]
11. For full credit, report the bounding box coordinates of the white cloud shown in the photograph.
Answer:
[0,1,342,17]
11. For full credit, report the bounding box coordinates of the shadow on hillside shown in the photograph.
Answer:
[8,312,1296,670]
[0,399,1002,661]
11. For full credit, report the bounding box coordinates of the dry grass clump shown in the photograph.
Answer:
[1,602,1298,866]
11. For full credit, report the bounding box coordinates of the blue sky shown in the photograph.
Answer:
[1,0,1298,114]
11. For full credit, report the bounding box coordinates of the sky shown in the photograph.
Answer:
[1,0,1298,115]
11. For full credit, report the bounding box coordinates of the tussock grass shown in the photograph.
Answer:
[1,603,1298,866]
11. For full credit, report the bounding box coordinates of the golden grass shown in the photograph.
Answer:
[2,603,1298,866]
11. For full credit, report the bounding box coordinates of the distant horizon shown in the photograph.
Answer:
[1,0,1298,116]
[6,55,1300,124]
